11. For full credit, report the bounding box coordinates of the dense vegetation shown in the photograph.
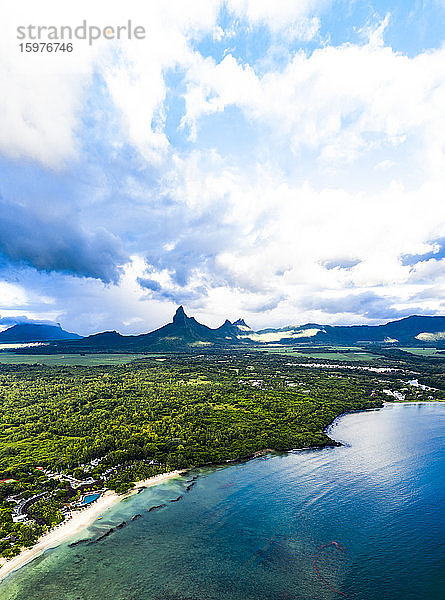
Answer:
[0,350,443,558]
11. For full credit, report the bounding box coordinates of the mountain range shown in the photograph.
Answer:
[3,307,445,351]
[0,323,81,343]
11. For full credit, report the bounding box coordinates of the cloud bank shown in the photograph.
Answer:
[1,0,445,334]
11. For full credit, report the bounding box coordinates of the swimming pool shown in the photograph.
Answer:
[81,493,100,505]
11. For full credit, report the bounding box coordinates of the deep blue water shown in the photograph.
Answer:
[1,402,444,600]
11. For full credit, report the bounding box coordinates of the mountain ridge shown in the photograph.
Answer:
[5,310,445,351]
[0,323,81,343]
[19,309,445,352]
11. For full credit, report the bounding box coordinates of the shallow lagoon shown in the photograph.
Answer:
[1,403,444,600]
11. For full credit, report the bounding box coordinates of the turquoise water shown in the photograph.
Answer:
[81,493,100,505]
[1,403,444,599]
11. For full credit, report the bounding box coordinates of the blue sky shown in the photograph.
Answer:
[1,0,445,334]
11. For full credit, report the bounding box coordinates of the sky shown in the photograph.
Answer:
[2,0,445,335]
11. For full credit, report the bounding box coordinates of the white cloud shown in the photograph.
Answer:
[0,282,28,307]
[227,0,327,34]
[0,0,332,168]
[359,12,391,48]
[183,40,445,175]
[3,2,445,332]
[150,149,445,328]
[0,0,221,168]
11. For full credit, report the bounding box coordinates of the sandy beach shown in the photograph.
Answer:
[0,469,184,582]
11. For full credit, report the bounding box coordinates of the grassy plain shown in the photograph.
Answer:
[256,347,379,361]
[399,347,443,357]
[0,353,160,366]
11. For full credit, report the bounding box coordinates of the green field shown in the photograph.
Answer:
[257,347,379,361]
[300,352,378,361]
[400,347,444,357]
[0,353,160,366]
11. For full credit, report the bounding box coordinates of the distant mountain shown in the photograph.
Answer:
[317,315,445,345]
[72,306,247,352]
[23,310,445,353]
[143,305,220,347]
[251,315,445,345]
[232,318,252,332]
[0,323,81,343]
[75,330,124,349]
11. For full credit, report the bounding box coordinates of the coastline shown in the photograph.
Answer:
[325,405,383,436]
[0,469,184,583]
[325,400,445,443]
[2,401,440,584]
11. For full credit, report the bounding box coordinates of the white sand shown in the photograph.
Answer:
[0,469,184,582]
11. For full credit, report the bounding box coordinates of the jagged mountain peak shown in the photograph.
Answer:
[233,318,250,329]
[173,305,187,322]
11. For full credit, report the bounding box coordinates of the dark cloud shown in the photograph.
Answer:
[137,278,162,292]
[321,258,361,270]
[143,199,244,289]
[411,287,445,300]
[0,196,127,283]
[0,315,55,327]
[302,291,429,320]
[137,277,207,306]
[400,237,445,267]
[243,295,286,313]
